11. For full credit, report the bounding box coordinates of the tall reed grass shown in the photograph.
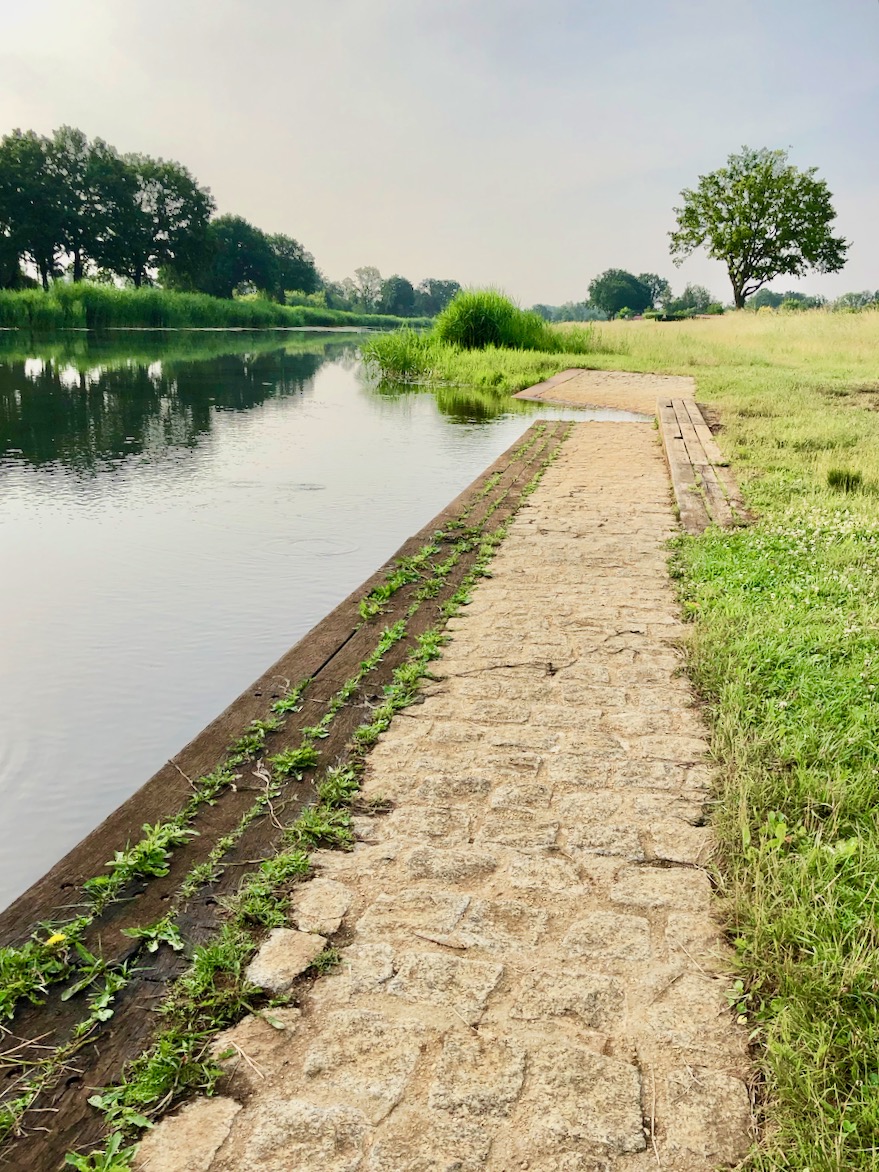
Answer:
[0,285,428,332]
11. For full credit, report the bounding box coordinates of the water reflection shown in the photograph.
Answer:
[0,333,359,471]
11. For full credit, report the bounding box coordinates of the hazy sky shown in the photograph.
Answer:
[1,0,877,304]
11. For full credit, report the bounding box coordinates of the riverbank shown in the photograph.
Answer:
[0,284,430,331]
[0,422,574,1167]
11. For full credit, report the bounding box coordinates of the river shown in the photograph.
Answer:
[0,330,638,908]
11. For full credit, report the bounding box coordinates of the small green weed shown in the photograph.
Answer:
[64,1133,136,1171]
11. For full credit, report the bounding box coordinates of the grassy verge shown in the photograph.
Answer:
[374,308,879,1168]
[0,284,431,331]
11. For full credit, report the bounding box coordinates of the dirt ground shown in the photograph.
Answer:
[514,368,695,416]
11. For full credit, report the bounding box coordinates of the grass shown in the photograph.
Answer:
[384,306,879,1170]
[0,283,430,331]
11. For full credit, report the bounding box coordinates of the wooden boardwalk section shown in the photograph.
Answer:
[657,398,746,534]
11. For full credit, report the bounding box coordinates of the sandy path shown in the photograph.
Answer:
[136,422,751,1172]
[514,368,695,416]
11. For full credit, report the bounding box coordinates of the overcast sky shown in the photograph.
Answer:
[1,0,877,305]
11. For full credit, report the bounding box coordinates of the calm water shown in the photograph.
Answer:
[0,331,639,908]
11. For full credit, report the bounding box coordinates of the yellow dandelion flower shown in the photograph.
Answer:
[45,932,67,948]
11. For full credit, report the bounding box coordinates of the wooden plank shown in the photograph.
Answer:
[672,397,709,469]
[696,463,735,528]
[715,463,750,523]
[658,399,682,438]
[683,399,729,466]
[657,399,710,534]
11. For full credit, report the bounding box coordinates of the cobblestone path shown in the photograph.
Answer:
[137,422,752,1172]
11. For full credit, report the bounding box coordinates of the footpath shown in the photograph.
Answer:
[137,401,752,1170]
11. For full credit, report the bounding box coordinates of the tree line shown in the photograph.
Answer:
[0,126,461,317]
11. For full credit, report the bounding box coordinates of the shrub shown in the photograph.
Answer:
[434,290,559,351]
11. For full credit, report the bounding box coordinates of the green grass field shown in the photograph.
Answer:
[371,309,879,1169]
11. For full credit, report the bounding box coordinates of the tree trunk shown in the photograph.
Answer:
[40,264,49,292]
[73,249,83,282]
[133,267,142,289]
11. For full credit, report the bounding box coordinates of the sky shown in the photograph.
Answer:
[1,0,877,305]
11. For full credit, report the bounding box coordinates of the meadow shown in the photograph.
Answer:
[370,307,879,1170]
[0,283,430,331]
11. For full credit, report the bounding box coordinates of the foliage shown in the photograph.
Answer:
[0,284,428,330]
[270,233,319,300]
[64,1133,136,1171]
[379,274,416,317]
[434,289,559,350]
[664,283,716,315]
[637,272,672,308]
[530,301,606,322]
[587,269,652,318]
[670,146,849,308]
[363,317,616,388]
[0,129,66,289]
[415,278,461,315]
[747,289,826,311]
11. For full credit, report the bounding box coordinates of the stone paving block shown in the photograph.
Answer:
[511,1042,646,1160]
[563,912,652,964]
[374,805,473,844]
[326,941,395,997]
[510,968,625,1030]
[610,866,712,912]
[245,929,327,995]
[506,852,590,896]
[663,1067,752,1166]
[475,809,559,849]
[302,1008,431,1122]
[566,823,645,861]
[428,1032,526,1117]
[386,950,504,1024]
[415,773,492,805]
[405,846,499,884]
[664,913,728,969]
[459,898,548,951]
[643,973,744,1059]
[355,891,469,941]
[291,879,353,937]
[211,1009,302,1094]
[489,781,553,809]
[367,1107,492,1171]
[134,1096,242,1172]
[212,1098,368,1172]
[649,819,713,865]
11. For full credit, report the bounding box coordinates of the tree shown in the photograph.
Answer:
[194,215,277,299]
[269,233,319,300]
[637,273,671,308]
[106,154,214,287]
[0,129,66,289]
[587,269,652,318]
[669,146,849,309]
[380,274,415,317]
[666,283,715,314]
[415,278,461,316]
[353,266,383,311]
